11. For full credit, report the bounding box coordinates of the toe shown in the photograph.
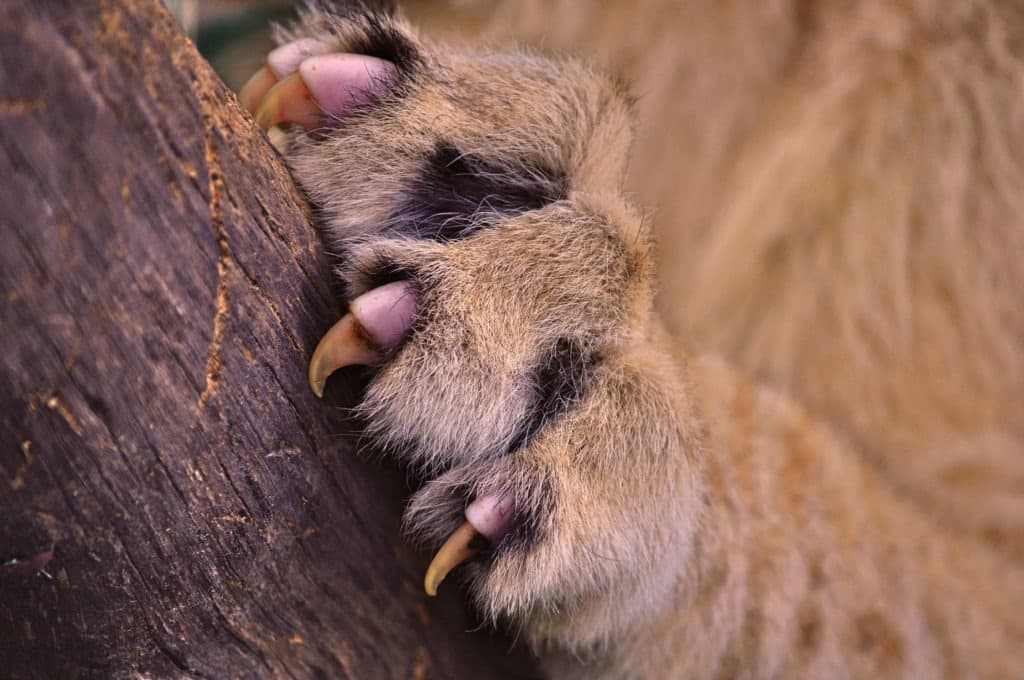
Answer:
[252,53,396,131]
[267,37,333,78]
[298,53,396,119]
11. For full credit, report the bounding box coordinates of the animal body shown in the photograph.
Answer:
[239,2,1024,677]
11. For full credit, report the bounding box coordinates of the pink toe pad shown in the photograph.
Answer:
[466,494,516,543]
[299,53,396,117]
[267,38,333,78]
[349,281,418,348]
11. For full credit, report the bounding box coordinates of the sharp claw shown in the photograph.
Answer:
[309,282,417,397]
[238,65,277,113]
[308,313,381,398]
[424,520,482,597]
[240,38,334,117]
[253,72,322,132]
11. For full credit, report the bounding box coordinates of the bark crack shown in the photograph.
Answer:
[199,128,232,407]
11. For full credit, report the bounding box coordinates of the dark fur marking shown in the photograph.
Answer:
[347,257,412,295]
[506,339,592,455]
[306,1,420,75]
[344,15,421,76]
[387,143,567,242]
[492,473,557,557]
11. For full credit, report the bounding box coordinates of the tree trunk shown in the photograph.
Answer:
[0,1,537,677]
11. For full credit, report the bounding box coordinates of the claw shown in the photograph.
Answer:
[308,313,381,398]
[308,281,418,398]
[424,521,481,597]
[423,494,514,596]
[239,65,277,113]
[239,39,334,115]
[253,72,322,132]
[247,51,397,132]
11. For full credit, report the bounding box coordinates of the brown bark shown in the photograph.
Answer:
[0,1,537,677]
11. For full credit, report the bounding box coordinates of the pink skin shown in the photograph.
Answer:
[298,53,396,118]
[466,494,516,543]
[308,282,417,398]
[266,38,333,78]
[349,281,418,348]
[247,41,396,130]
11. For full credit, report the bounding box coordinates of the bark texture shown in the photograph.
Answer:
[0,1,537,677]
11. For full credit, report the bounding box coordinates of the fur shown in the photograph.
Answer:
[262,2,1024,677]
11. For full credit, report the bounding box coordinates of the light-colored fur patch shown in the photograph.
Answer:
[269,2,1024,676]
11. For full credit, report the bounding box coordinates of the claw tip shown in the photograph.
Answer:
[423,521,481,597]
[308,312,382,398]
[308,354,329,398]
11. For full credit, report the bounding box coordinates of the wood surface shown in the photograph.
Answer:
[0,1,537,677]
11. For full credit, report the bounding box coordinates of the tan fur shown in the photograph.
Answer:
[408,0,1024,563]
[263,2,1024,677]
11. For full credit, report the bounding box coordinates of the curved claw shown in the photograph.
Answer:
[253,72,322,132]
[239,65,277,113]
[239,38,336,116]
[249,53,398,132]
[309,282,418,398]
[424,521,482,597]
[308,313,381,398]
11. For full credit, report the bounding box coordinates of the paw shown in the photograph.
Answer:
[241,5,700,642]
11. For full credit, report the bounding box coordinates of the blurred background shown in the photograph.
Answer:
[165,0,295,90]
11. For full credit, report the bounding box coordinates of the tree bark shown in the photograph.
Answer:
[0,1,537,677]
